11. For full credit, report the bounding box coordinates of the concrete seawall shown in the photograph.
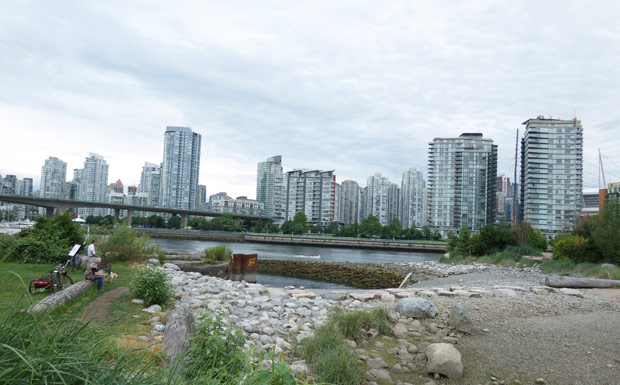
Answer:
[134,229,446,253]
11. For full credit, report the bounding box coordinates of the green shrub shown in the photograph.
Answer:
[552,235,599,263]
[99,226,158,262]
[129,265,173,306]
[203,245,232,264]
[0,213,84,263]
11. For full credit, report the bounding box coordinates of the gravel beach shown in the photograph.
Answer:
[410,263,620,385]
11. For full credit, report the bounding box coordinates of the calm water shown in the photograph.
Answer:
[152,238,440,289]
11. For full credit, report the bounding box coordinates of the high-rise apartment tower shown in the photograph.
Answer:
[520,117,583,235]
[427,133,498,232]
[161,126,201,210]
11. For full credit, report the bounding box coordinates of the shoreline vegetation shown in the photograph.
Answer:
[1,212,619,384]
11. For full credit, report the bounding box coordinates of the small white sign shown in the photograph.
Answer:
[68,244,81,257]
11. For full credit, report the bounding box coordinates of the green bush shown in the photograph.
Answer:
[552,235,599,263]
[129,265,173,306]
[99,225,157,262]
[0,213,84,263]
[203,245,232,264]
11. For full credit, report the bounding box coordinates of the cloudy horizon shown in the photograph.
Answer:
[2,1,620,197]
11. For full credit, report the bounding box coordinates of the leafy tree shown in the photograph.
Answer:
[267,221,279,233]
[592,197,620,263]
[5,212,84,263]
[432,231,442,241]
[325,222,340,234]
[281,220,294,235]
[292,212,309,235]
[402,227,424,240]
[167,215,181,229]
[147,215,165,228]
[337,223,359,237]
[218,213,242,232]
[422,226,432,240]
[360,215,382,238]
[309,224,322,234]
[552,235,599,262]
[250,220,265,233]
[383,218,403,239]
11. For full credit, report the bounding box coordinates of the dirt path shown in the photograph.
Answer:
[79,286,128,323]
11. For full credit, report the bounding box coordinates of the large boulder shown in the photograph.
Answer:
[394,297,438,319]
[426,343,464,379]
[448,302,473,334]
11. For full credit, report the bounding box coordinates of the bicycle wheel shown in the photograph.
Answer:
[29,280,36,295]
[61,274,74,288]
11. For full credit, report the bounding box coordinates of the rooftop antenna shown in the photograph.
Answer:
[511,127,519,228]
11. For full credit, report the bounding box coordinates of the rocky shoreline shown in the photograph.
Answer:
[138,260,620,385]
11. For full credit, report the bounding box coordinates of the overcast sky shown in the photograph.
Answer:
[2,1,620,198]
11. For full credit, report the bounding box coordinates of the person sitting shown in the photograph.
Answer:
[84,258,108,290]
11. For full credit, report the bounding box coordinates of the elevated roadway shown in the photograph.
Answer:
[0,194,268,227]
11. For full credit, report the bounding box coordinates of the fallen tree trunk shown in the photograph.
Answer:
[28,280,95,315]
[163,306,195,362]
[545,276,620,289]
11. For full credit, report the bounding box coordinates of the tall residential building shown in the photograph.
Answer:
[387,182,400,224]
[138,162,162,207]
[256,155,285,222]
[40,157,67,199]
[78,153,109,216]
[2,175,18,195]
[421,187,429,226]
[427,133,498,232]
[18,178,33,197]
[333,183,341,222]
[400,168,425,228]
[365,173,390,226]
[161,126,201,210]
[284,169,336,226]
[520,117,583,235]
[339,180,360,224]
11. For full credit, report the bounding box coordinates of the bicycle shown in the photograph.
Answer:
[29,259,74,294]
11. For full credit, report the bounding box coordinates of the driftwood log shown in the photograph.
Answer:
[28,280,95,314]
[545,276,620,289]
[163,306,195,362]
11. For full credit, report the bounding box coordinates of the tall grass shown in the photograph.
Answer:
[0,312,168,385]
[297,307,393,385]
[202,245,232,264]
[540,260,620,280]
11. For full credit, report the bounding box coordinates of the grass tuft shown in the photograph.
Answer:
[297,307,393,385]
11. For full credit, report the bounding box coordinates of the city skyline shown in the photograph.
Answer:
[2,2,620,198]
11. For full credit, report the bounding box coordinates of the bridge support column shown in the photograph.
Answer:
[126,210,133,227]
[55,204,72,214]
[181,213,189,229]
[46,207,55,218]
[114,208,120,226]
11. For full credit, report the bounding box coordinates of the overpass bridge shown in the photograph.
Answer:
[0,194,268,227]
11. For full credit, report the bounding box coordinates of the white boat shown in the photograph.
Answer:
[291,254,320,259]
